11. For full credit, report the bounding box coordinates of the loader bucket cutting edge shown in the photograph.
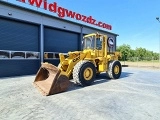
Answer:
[33,63,70,96]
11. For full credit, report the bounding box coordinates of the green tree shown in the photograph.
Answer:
[117,44,132,61]
[117,44,159,61]
[135,47,147,61]
[153,53,159,60]
[145,50,153,61]
[128,49,136,61]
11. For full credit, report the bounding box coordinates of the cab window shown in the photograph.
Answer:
[96,37,102,50]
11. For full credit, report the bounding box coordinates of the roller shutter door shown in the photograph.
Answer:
[0,18,40,77]
[44,27,79,65]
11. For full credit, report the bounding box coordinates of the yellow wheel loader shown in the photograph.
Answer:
[33,32,122,96]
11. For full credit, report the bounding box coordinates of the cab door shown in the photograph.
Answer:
[96,36,107,72]
[96,36,104,57]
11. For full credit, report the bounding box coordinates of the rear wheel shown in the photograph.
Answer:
[107,60,122,79]
[73,60,96,86]
[96,72,100,78]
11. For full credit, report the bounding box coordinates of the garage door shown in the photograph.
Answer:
[44,27,80,66]
[0,18,40,77]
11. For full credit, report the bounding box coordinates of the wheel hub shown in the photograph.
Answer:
[114,65,119,74]
[83,67,93,80]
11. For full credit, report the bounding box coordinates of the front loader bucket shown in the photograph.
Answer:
[33,63,70,96]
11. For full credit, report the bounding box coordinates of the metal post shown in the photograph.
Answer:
[80,26,83,50]
[152,57,154,67]
[156,17,160,66]
[159,31,160,63]
[40,24,44,63]
[159,31,160,68]
[137,57,138,67]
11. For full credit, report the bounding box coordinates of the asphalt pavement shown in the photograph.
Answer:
[0,67,160,120]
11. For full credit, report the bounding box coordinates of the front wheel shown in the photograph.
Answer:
[107,61,122,79]
[73,60,96,86]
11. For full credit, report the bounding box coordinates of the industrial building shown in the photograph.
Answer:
[0,1,118,77]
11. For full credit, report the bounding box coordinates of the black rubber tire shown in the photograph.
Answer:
[73,60,96,86]
[107,60,122,79]
[106,72,110,79]
[106,61,113,79]
[96,72,100,78]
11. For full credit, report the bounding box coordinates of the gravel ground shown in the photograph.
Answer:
[0,67,160,120]
[120,61,160,68]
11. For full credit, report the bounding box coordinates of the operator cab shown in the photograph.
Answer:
[82,34,103,50]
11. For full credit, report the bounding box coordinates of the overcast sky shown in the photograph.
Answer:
[6,0,160,53]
